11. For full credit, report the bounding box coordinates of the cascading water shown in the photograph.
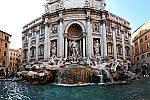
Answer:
[97,70,103,84]
[54,64,92,86]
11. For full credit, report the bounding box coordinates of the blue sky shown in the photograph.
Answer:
[0,0,150,49]
[106,0,150,32]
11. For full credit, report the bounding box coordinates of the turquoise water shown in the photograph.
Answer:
[0,78,150,100]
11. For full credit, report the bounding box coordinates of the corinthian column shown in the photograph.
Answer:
[57,13,64,58]
[112,27,117,59]
[35,27,40,61]
[65,37,68,58]
[44,18,49,60]
[101,14,107,58]
[27,32,31,62]
[122,31,126,60]
[86,11,93,56]
[83,36,86,57]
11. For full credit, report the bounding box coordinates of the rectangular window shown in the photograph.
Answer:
[32,31,36,38]
[108,46,112,54]
[116,29,120,36]
[3,60,5,65]
[40,27,45,36]
[10,57,12,60]
[5,43,7,48]
[145,35,148,40]
[7,36,9,41]
[146,42,149,49]
[140,38,143,43]
[39,47,44,55]
[140,31,142,36]
[4,51,6,56]
[5,35,7,40]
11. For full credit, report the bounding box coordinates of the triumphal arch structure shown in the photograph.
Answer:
[22,0,131,67]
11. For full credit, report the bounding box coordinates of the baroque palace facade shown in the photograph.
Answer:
[22,0,131,67]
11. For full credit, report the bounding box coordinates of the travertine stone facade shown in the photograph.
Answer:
[22,0,131,67]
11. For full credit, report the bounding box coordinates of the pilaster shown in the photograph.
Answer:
[44,18,49,60]
[112,26,117,59]
[122,31,126,60]
[83,33,86,57]
[86,11,93,56]
[57,13,64,58]
[100,16,107,58]
[35,26,40,61]
[27,32,31,62]
[65,37,68,58]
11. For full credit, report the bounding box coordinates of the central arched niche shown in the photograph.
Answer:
[67,24,83,39]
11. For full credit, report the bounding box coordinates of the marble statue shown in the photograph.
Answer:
[70,40,78,56]
[94,40,100,55]
[51,41,56,57]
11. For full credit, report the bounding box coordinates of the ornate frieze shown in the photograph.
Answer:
[22,0,131,67]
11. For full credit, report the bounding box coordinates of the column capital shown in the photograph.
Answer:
[63,33,68,38]
[44,22,50,27]
[100,19,106,24]
[57,17,63,23]
[82,32,86,37]
[102,14,106,20]
[86,16,92,22]
[44,18,50,27]
[36,26,40,31]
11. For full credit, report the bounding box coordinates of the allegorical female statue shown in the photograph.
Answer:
[94,40,100,55]
[51,41,56,57]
